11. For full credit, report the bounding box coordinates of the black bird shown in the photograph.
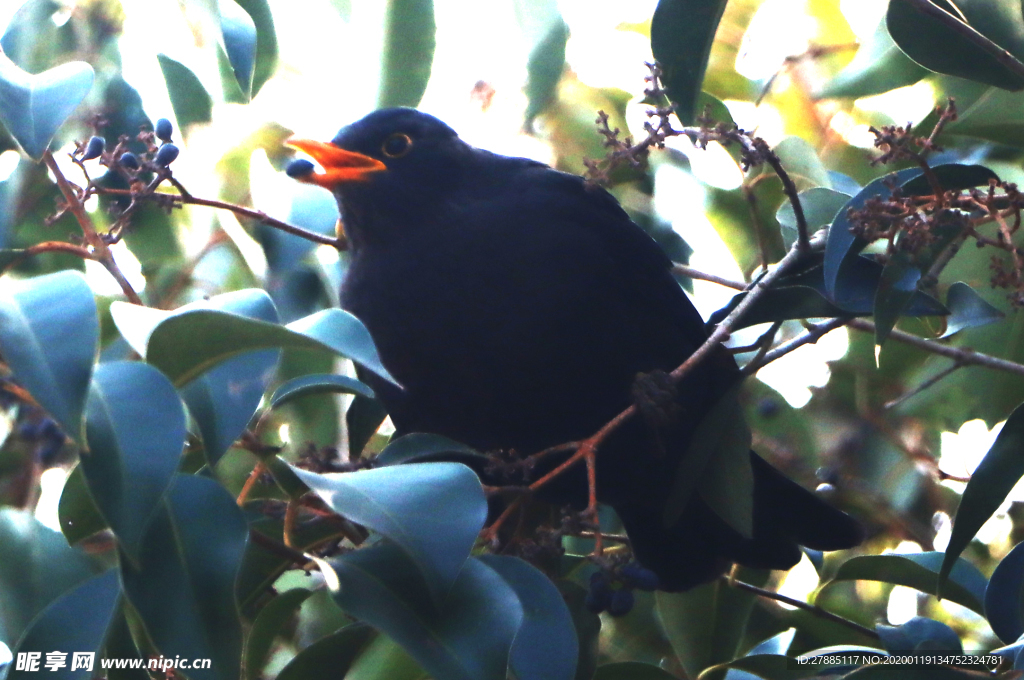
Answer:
[289,108,861,591]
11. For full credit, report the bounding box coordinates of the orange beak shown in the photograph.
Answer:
[285,139,387,189]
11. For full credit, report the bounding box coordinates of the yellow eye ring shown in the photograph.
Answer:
[382,133,413,158]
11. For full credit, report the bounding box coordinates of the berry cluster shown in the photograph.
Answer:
[585,562,660,617]
[74,118,180,174]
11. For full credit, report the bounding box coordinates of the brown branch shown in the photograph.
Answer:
[671,263,746,290]
[743,318,851,375]
[728,577,881,640]
[883,360,964,410]
[43,151,143,304]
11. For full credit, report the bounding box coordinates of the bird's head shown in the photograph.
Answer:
[287,108,467,249]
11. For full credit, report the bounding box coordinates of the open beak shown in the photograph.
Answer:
[286,139,387,189]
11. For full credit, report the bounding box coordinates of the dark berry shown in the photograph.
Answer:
[756,397,780,418]
[155,118,173,142]
[119,152,140,170]
[584,572,612,614]
[286,158,316,178]
[607,589,635,617]
[154,143,179,167]
[620,563,660,591]
[81,136,105,161]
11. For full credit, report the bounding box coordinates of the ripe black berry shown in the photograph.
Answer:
[607,589,635,617]
[155,118,173,142]
[155,143,179,167]
[81,136,105,161]
[286,158,316,178]
[119,152,140,170]
[620,563,660,591]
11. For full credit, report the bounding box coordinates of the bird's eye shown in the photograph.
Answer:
[381,133,413,158]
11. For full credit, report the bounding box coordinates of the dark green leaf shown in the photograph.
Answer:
[275,623,375,680]
[826,552,986,614]
[220,0,257,99]
[57,464,108,545]
[557,581,600,680]
[329,545,523,680]
[940,401,1024,592]
[816,14,928,99]
[291,461,486,604]
[697,653,824,680]
[6,570,119,680]
[121,474,249,680]
[269,373,375,410]
[592,662,680,680]
[773,136,830,189]
[0,51,93,159]
[81,361,187,561]
[243,588,314,680]
[347,395,388,458]
[478,555,578,680]
[343,633,428,680]
[156,54,213,130]
[233,0,278,97]
[887,0,1024,90]
[942,282,1004,337]
[0,509,96,647]
[985,540,1024,643]
[873,251,921,346]
[377,0,435,108]
[375,432,486,466]
[899,164,998,195]
[0,270,97,444]
[776,187,850,248]
[876,616,962,653]
[518,0,568,126]
[650,0,728,124]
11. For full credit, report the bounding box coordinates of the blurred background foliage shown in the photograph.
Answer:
[6,0,1024,677]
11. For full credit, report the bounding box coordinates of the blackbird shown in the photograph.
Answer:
[289,108,862,591]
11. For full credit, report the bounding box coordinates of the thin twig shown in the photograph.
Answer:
[729,577,881,640]
[743,318,851,375]
[883,360,964,410]
[672,263,747,290]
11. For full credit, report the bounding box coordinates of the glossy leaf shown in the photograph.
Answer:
[827,552,987,614]
[347,395,389,458]
[942,282,1004,337]
[145,307,397,387]
[816,14,928,99]
[651,0,728,124]
[518,0,568,125]
[899,163,998,195]
[0,270,97,445]
[940,401,1024,592]
[776,187,850,248]
[0,509,96,647]
[57,465,108,545]
[242,588,313,680]
[157,54,213,129]
[233,0,277,97]
[329,545,523,680]
[291,461,486,605]
[873,251,921,346]
[6,570,119,680]
[269,373,375,410]
[374,432,487,466]
[479,555,578,680]
[220,0,257,99]
[344,633,428,680]
[876,616,962,653]
[593,662,680,680]
[0,51,94,158]
[986,540,1024,643]
[887,0,1024,90]
[120,474,249,680]
[377,0,435,108]
[275,623,375,680]
[80,361,187,561]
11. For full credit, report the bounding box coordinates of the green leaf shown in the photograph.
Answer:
[157,54,213,130]
[6,570,119,680]
[80,361,187,562]
[220,0,257,99]
[478,555,578,680]
[57,465,108,545]
[776,187,851,248]
[243,589,314,680]
[233,0,278,97]
[825,552,987,614]
[873,251,921,346]
[650,0,728,124]
[0,508,96,647]
[291,462,486,605]
[120,474,249,680]
[940,401,1024,592]
[374,432,486,466]
[593,662,680,680]
[887,0,1024,91]
[985,540,1024,643]
[347,395,388,458]
[0,51,94,159]
[145,306,398,387]
[876,616,962,653]
[269,373,375,410]
[329,545,523,680]
[377,0,435,108]
[772,136,830,189]
[942,281,1005,337]
[899,164,999,195]
[816,14,928,99]
[656,568,769,678]
[518,0,568,126]
[697,654,823,680]
[275,623,375,680]
[0,270,97,445]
